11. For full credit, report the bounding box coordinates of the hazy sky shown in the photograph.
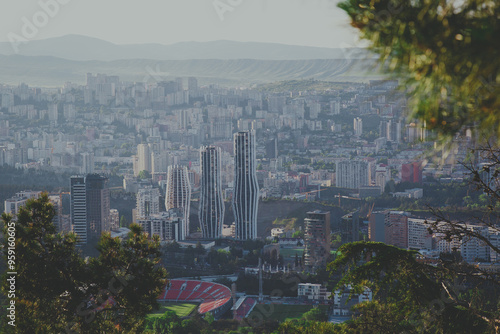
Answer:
[0,0,363,48]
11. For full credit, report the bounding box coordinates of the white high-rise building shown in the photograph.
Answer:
[330,100,340,115]
[80,152,94,174]
[407,218,433,250]
[380,119,402,143]
[461,226,490,262]
[375,165,390,192]
[309,102,321,119]
[232,131,259,240]
[136,187,160,219]
[166,165,191,239]
[354,117,363,137]
[199,146,225,239]
[4,191,41,216]
[48,104,58,125]
[151,151,170,174]
[137,211,184,242]
[136,144,151,175]
[335,160,370,189]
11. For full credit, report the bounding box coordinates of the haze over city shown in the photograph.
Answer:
[0,0,499,333]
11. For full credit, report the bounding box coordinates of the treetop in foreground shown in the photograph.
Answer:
[339,0,500,144]
[0,194,167,333]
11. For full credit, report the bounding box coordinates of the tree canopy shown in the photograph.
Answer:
[328,241,495,333]
[339,0,500,143]
[325,146,500,332]
[0,194,167,333]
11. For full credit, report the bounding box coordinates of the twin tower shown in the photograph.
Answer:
[167,131,259,240]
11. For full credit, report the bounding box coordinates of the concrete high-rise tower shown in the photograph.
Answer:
[199,146,225,239]
[136,187,160,219]
[335,160,370,189]
[232,131,259,240]
[166,165,191,239]
[304,210,331,271]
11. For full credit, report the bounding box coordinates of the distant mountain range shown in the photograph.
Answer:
[0,35,380,86]
[0,55,382,86]
[0,34,368,61]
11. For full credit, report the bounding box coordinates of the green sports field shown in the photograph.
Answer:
[279,248,304,259]
[147,302,198,318]
[247,304,329,322]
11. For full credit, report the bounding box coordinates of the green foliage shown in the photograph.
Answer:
[120,215,128,227]
[137,170,151,180]
[206,248,238,274]
[302,307,328,322]
[0,194,167,333]
[145,310,186,333]
[330,242,441,306]
[339,0,500,143]
[274,320,343,334]
[311,160,336,171]
[328,241,492,333]
[1,194,85,333]
[195,241,206,255]
[147,303,197,319]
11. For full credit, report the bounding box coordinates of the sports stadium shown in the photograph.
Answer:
[158,279,234,319]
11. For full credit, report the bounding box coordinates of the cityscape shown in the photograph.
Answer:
[0,0,499,333]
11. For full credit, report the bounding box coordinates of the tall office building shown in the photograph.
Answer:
[136,187,160,219]
[70,174,110,245]
[335,160,370,189]
[369,211,387,243]
[85,174,110,242]
[199,146,225,239]
[166,165,191,239]
[304,211,331,270]
[70,176,89,244]
[341,210,360,244]
[232,131,259,240]
[265,138,278,159]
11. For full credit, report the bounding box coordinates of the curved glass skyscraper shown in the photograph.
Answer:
[166,165,191,240]
[199,146,225,239]
[232,131,259,240]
